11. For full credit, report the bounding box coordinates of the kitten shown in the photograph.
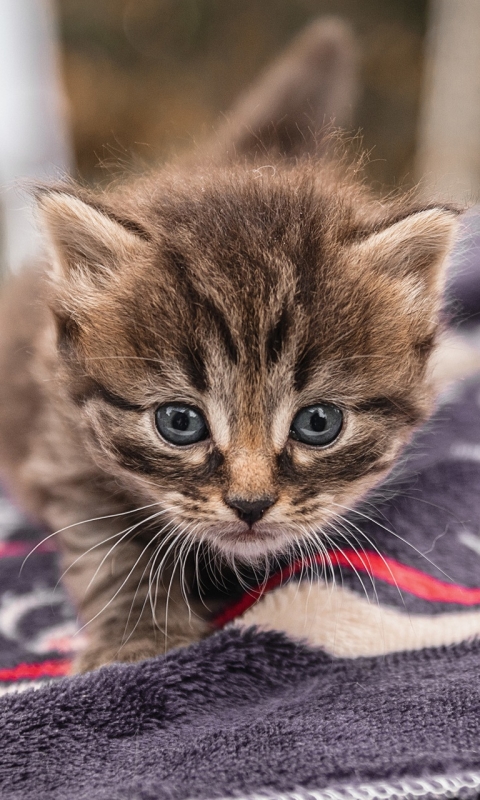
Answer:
[0,160,458,671]
[0,21,460,672]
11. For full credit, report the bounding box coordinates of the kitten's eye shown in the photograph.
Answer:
[290,403,343,446]
[155,404,208,446]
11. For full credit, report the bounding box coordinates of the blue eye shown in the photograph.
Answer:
[155,404,208,446]
[290,403,343,446]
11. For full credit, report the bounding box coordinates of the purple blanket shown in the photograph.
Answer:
[3,629,480,800]
[2,214,480,799]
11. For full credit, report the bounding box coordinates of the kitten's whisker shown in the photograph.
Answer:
[332,502,454,582]
[75,522,177,636]
[124,527,189,651]
[150,520,204,640]
[196,535,218,590]
[312,529,338,595]
[178,533,196,624]
[194,533,209,606]
[226,550,251,594]
[19,500,166,574]
[83,508,175,596]
[54,528,128,592]
[331,509,407,611]
[121,523,183,647]
[149,524,185,625]
[300,523,336,592]
[303,525,336,587]
[195,533,224,611]
[209,530,251,592]
[55,505,176,590]
[75,548,152,636]
[120,538,167,649]
[377,492,450,515]
[325,522,379,609]
[318,533,337,599]
[308,526,334,597]
[163,535,190,652]
[327,521,392,651]
[301,524,343,634]
[253,550,272,597]
[296,526,313,588]
[295,525,316,604]
[165,523,195,625]
[295,523,334,614]
[210,547,230,592]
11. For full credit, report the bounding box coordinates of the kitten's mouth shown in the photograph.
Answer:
[202,521,294,559]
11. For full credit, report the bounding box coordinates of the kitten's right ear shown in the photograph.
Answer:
[351,207,460,295]
[37,190,151,284]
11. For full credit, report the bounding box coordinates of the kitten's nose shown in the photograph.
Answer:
[226,496,276,526]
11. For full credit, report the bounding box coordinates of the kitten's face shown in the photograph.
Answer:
[41,167,457,560]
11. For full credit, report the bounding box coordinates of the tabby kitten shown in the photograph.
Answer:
[0,20,459,672]
[0,159,457,671]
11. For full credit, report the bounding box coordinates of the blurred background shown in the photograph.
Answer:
[58,0,425,184]
[1,0,480,274]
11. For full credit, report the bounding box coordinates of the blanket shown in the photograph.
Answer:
[2,212,480,799]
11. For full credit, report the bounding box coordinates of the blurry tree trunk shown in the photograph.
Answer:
[0,0,72,275]
[416,0,480,204]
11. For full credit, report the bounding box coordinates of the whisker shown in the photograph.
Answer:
[296,526,315,591]
[121,523,185,649]
[319,525,372,607]
[150,524,185,624]
[333,502,454,582]
[55,505,176,590]
[75,517,177,637]
[83,508,175,596]
[119,535,170,649]
[20,500,165,574]
[301,523,336,592]
[326,522,379,608]
[331,509,407,612]
[178,533,196,624]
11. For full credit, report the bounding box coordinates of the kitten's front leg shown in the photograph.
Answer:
[58,518,211,673]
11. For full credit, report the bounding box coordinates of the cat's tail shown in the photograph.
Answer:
[209,16,359,163]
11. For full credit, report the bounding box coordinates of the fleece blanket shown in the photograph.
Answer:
[2,211,480,799]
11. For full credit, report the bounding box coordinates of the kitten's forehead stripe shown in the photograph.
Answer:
[165,248,239,367]
[202,298,239,365]
[183,344,209,393]
[293,341,316,392]
[266,306,291,366]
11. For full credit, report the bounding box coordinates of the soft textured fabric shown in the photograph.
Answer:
[3,627,480,800]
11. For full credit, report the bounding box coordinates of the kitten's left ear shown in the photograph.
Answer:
[351,207,460,297]
[37,190,151,285]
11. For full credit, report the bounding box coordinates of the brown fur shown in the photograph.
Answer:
[0,21,460,672]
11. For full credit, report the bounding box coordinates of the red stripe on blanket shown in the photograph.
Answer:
[0,659,72,682]
[214,549,480,627]
[0,540,56,558]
